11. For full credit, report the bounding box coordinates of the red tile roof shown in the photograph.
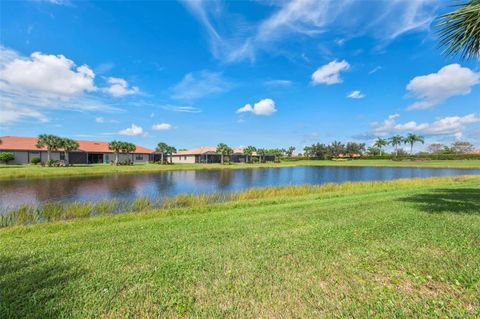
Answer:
[0,136,153,154]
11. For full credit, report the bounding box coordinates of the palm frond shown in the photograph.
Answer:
[437,0,480,60]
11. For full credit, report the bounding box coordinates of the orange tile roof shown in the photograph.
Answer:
[0,136,153,154]
[174,146,245,155]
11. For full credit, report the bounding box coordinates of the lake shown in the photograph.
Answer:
[1,166,479,211]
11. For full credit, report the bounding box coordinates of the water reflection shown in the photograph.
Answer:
[1,166,479,211]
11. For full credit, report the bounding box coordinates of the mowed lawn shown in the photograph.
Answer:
[1,177,479,318]
[1,159,480,180]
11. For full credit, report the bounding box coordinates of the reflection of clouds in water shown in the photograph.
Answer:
[1,166,480,212]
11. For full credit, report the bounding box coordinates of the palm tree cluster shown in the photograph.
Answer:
[369,133,425,157]
[155,142,177,164]
[108,141,137,165]
[36,134,79,165]
[303,141,366,159]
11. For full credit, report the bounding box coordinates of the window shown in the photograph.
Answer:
[60,153,65,160]
[135,154,143,160]
[184,156,187,160]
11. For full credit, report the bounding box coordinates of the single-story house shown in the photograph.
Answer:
[160,146,274,164]
[0,136,154,164]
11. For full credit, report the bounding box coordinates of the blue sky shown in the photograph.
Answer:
[0,0,479,152]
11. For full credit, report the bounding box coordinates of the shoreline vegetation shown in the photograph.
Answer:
[1,175,479,228]
[1,175,479,317]
[1,159,480,180]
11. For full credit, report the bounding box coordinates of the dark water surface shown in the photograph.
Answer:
[1,166,479,211]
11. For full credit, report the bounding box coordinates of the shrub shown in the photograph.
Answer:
[0,152,15,164]
[31,157,41,165]
[47,159,60,167]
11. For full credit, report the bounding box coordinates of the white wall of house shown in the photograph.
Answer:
[171,155,196,163]
[104,153,149,163]
[2,150,63,164]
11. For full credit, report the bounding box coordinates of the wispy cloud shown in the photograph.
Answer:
[160,105,202,113]
[263,79,293,87]
[182,0,440,63]
[347,90,365,99]
[170,70,233,100]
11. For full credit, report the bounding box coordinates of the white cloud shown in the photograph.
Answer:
[171,70,232,100]
[371,113,480,139]
[0,50,96,98]
[236,98,277,116]
[119,124,146,136]
[152,123,172,130]
[406,64,480,110]
[182,0,439,63]
[103,77,139,97]
[311,60,350,85]
[0,46,120,124]
[347,90,365,99]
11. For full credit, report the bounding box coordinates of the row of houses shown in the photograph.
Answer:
[0,136,274,165]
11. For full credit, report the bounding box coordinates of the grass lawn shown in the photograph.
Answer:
[1,159,480,180]
[1,176,479,318]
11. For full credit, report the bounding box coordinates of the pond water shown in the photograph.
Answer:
[1,166,479,211]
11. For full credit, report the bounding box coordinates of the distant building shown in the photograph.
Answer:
[0,136,154,164]
[153,146,275,163]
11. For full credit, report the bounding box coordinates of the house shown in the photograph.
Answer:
[161,146,275,163]
[0,136,154,164]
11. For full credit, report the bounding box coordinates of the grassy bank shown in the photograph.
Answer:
[1,176,479,317]
[1,159,480,180]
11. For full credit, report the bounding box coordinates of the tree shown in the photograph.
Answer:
[327,141,345,158]
[451,141,474,153]
[243,146,257,163]
[0,152,14,164]
[389,135,404,157]
[36,134,62,162]
[427,143,445,154]
[373,138,388,155]
[216,143,231,164]
[60,138,79,165]
[122,143,137,163]
[345,142,366,157]
[367,146,382,156]
[285,146,296,157]
[165,145,177,163]
[437,0,480,60]
[108,140,124,164]
[256,148,266,163]
[156,142,169,164]
[404,133,424,154]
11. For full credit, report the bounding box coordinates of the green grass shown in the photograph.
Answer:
[1,176,479,318]
[1,159,480,180]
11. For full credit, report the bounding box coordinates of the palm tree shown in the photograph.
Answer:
[166,145,177,164]
[156,142,169,164]
[216,143,230,164]
[108,140,124,165]
[36,134,62,162]
[404,133,425,155]
[389,135,404,157]
[60,138,79,165]
[437,0,480,60]
[243,146,256,163]
[373,138,388,155]
[122,143,137,163]
[256,148,266,163]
